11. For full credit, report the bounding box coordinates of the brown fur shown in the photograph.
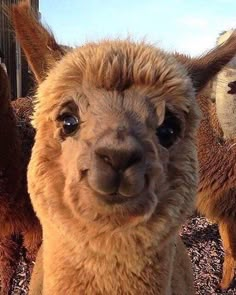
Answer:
[197,83,236,290]
[10,2,236,294]
[0,65,42,294]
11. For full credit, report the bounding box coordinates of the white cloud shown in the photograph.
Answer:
[174,14,235,55]
[217,18,236,29]
[179,16,208,28]
[172,34,217,56]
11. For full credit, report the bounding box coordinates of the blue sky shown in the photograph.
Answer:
[40,0,236,56]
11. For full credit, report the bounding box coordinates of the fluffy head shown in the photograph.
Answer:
[10,1,236,256]
[31,39,198,227]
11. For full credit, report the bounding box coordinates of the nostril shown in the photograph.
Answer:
[95,140,144,171]
[127,150,143,168]
[102,155,111,164]
[96,148,143,170]
[96,151,112,166]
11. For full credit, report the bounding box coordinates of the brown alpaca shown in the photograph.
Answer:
[10,2,236,294]
[0,65,42,294]
[197,85,236,290]
[196,30,236,290]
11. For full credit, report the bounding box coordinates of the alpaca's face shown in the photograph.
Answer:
[30,41,199,226]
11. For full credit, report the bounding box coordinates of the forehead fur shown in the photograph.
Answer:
[34,40,194,124]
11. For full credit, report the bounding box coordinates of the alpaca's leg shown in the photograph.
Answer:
[0,236,20,295]
[219,221,236,290]
[28,244,43,295]
[22,224,42,274]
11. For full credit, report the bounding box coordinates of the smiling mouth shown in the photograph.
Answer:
[99,193,132,205]
[81,171,133,204]
[82,168,150,205]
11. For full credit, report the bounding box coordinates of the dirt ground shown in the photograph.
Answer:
[8,215,236,295]
[181,216,236,295]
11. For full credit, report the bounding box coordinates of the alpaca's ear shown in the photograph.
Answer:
[9,0,65,83]
[174,30,236,93]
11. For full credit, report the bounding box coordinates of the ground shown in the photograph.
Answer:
[8,215,236,295]
[181,215,236,295]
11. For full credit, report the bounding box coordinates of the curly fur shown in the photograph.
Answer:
[10,2,236,295]
[196,29,236,290]
[197,85,236,222]
[0,65,42,294]
[197,84,236,290]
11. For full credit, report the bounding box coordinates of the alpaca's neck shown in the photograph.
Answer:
[42,226,176,295]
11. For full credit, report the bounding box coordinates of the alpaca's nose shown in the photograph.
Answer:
[95,145,143,172]
[88,133,146,200]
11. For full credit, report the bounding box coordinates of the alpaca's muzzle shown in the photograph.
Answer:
[87,129,147,202]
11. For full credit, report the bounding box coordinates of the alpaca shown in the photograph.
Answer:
[10,2,236,294]
[0,63,42,294]
[196,29,236,290]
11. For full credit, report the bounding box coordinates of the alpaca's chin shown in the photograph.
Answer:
[97,192,137,205]
[92,183,150,205]
[103,191,158,225]
[71,187,158,226]
[64,172,158,225]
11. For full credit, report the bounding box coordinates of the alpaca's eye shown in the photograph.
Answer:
[61,114,79,135]
[156,112,181,148]
[228,81,236,94]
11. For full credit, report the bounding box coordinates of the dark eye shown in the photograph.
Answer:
[60,114,79,136]
[228,81,236,94]
[156,111,181,148]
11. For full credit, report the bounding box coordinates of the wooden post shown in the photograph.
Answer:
[16,39,22,98]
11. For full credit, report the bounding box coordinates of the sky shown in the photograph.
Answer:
[40,0,236,57]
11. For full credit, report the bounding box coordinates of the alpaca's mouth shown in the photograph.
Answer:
[94,174,150,205]
[99,193,132,204]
